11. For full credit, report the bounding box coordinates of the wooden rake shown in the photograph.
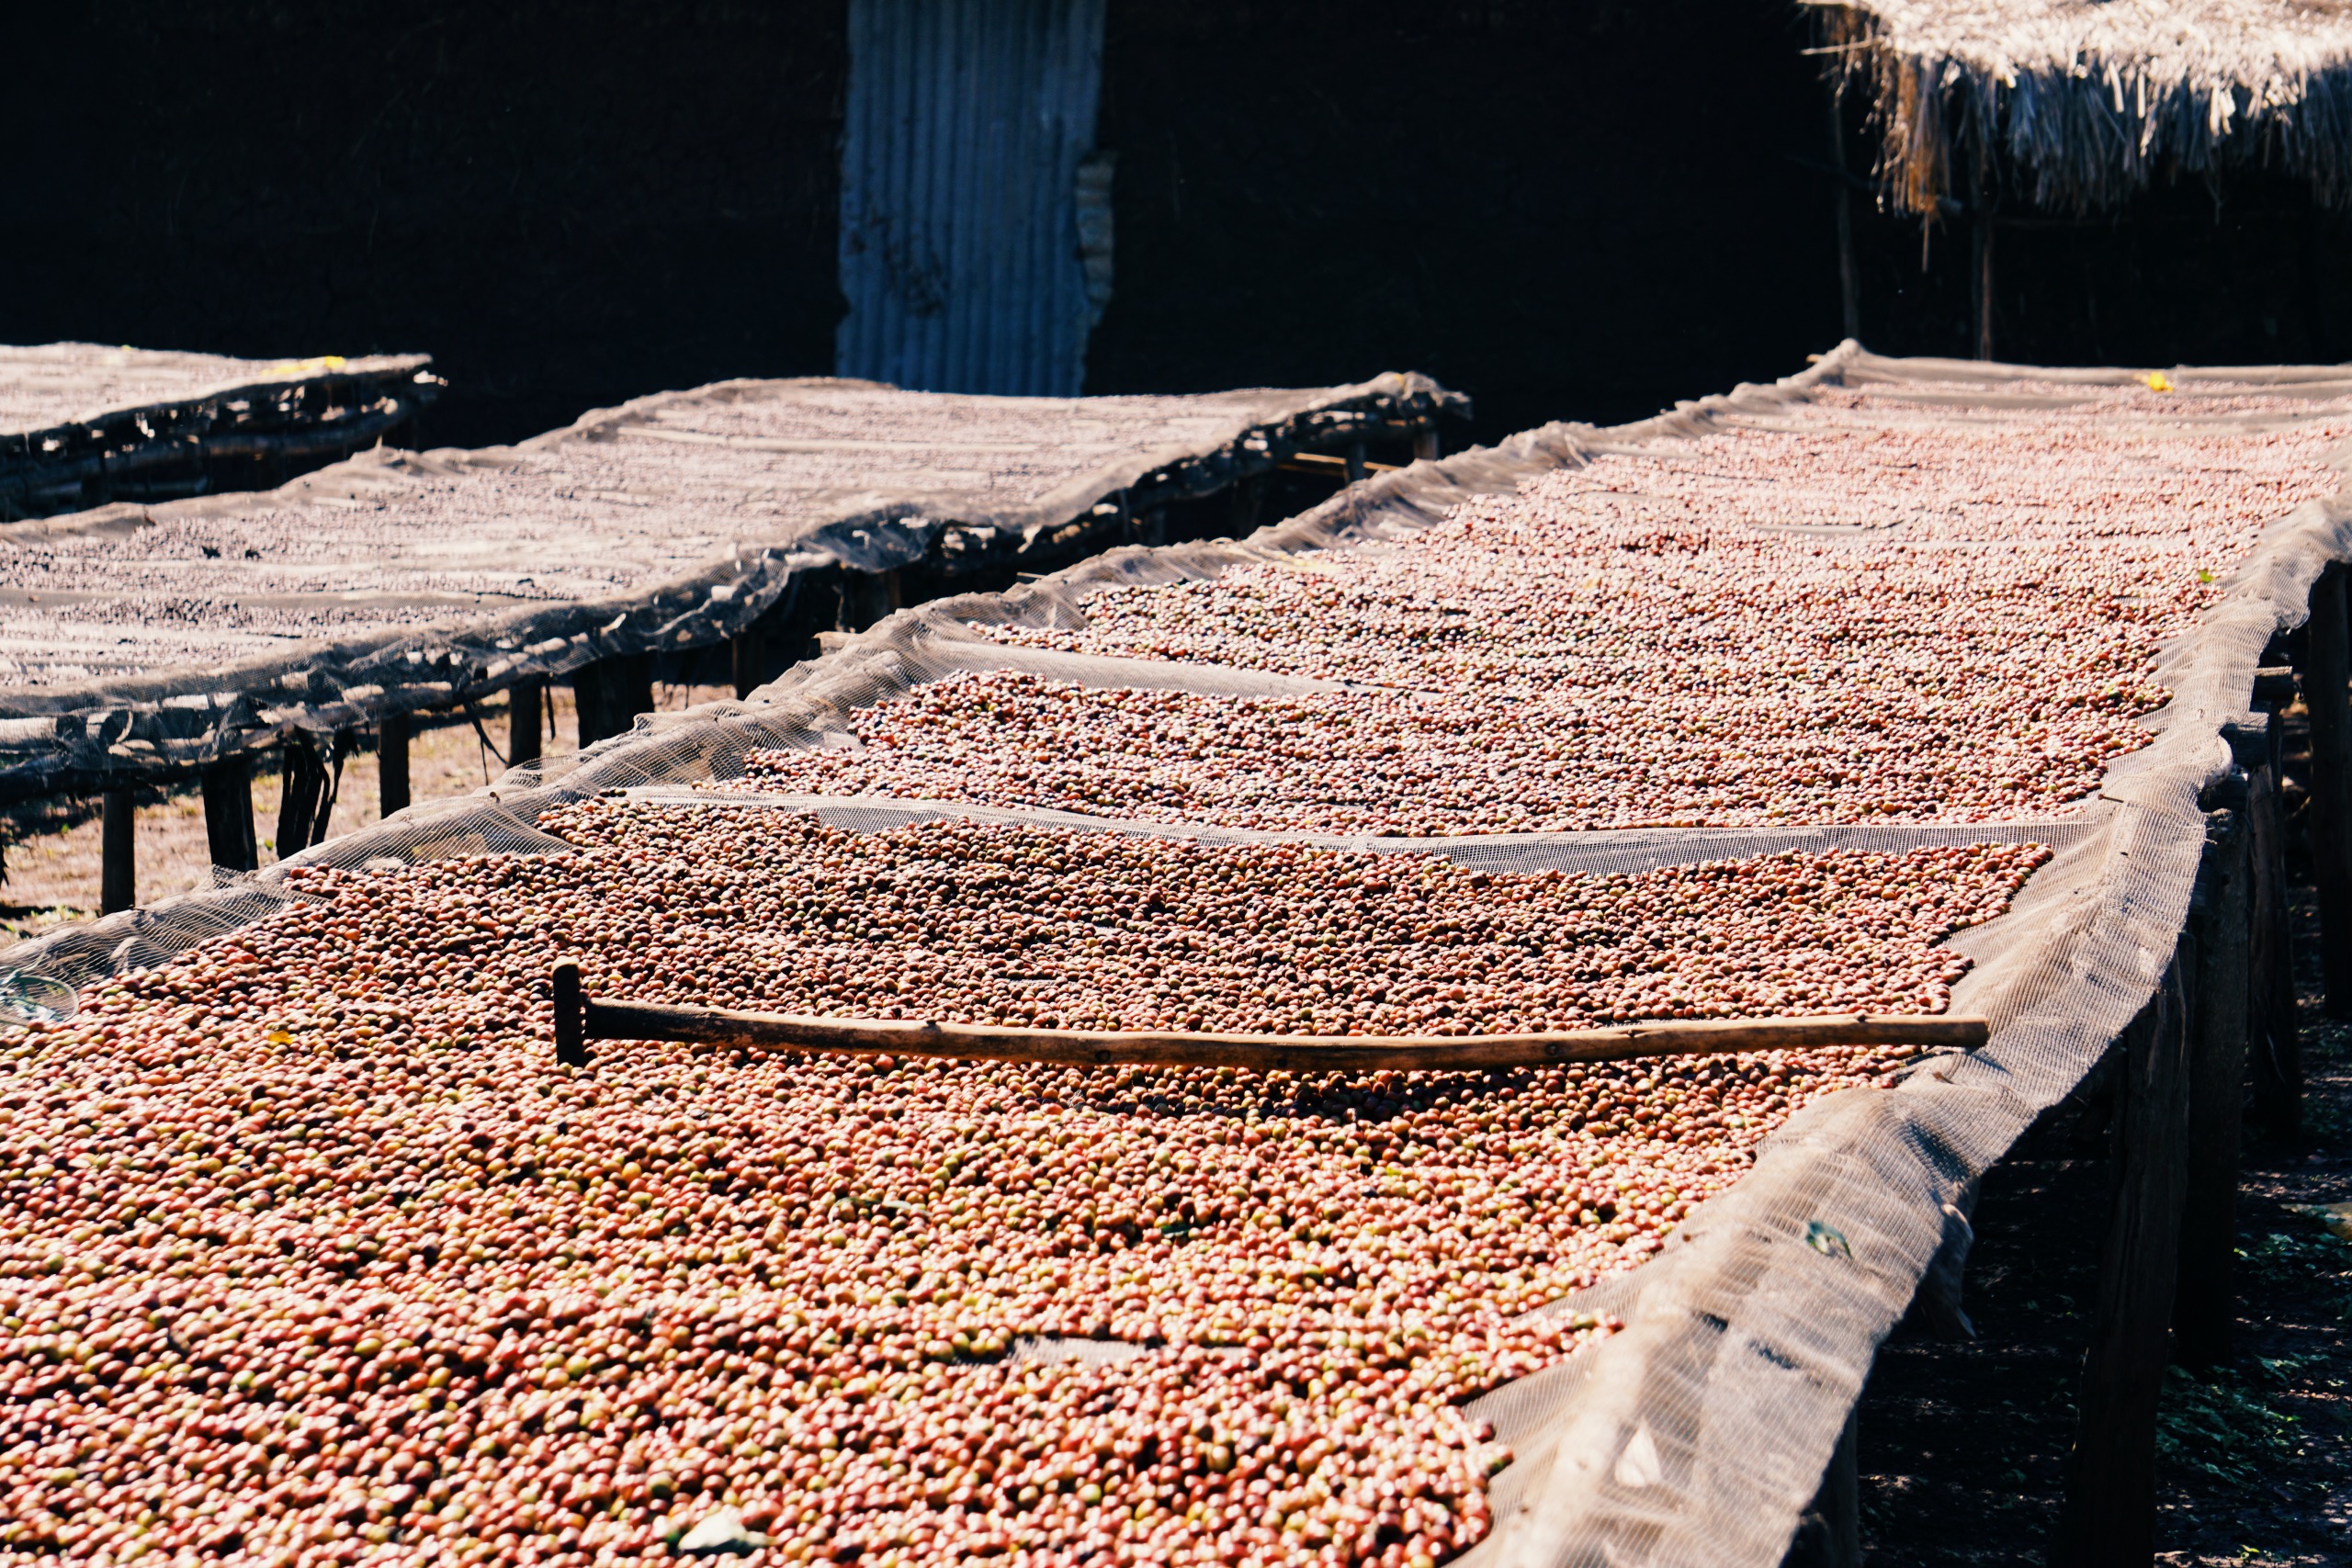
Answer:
[549,963,1985,1073]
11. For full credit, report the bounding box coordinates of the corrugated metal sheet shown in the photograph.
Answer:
[836,0,1108,397]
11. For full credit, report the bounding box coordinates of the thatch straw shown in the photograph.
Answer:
[1807,1,2352,212]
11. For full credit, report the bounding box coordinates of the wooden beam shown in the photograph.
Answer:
[2304,565,2352,1015]
[100,789,135,914]
[550,966,1985,1072]
[2054,965,2193,1567]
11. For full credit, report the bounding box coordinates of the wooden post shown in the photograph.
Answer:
[731,626,768,700]
[838,570,903,635]
[2174,795,2249,1370]
[100,789,135,914]
[273,736,329,860]
[573,653,655,749]
[509,676,545,768]
[1780,1407,1860,1568]
[1826,79,1861,343]
[1411,426,1440,463]
[1344,442,1369,484]
[1229,476,1266,538]
[2305,564,2352,1015]
[379,713,412,818]
[200,758,257,874]
[2249,771,2302,1134]
[1972,192,1995,360]
[2054,965,2193,1567]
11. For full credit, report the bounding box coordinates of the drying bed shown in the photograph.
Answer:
[0,347,2342,1568]
[737,377,2347,832]
[0,797,2041,1567]
[0,344,439,521]
[0,374,1455,800]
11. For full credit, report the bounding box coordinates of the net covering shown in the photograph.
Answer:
[0,349,2341,1568]
[0,374,1452,797]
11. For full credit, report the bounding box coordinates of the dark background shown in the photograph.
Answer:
[5,0,2347,453]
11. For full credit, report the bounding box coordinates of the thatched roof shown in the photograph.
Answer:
[1807,1,2352,212]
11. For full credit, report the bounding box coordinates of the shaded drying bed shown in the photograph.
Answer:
[0,801,2045,1567]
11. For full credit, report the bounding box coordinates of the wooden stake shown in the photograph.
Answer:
[2304,564,2352,1015]
[1412,427,1441,463]
[549,972,1985,1072]
[2175,795,2248,1370]
[379,712,412,818]
[100,789,135,914]
[510,677,546,769]
[200,758,257,874]
[2055,965,2193,1567]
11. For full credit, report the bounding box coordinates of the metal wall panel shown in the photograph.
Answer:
[836,0,1107,396]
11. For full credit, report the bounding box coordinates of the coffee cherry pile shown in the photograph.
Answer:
[736,666,2121,832]
[0,803,2045,1568]
[938,378,2351,830]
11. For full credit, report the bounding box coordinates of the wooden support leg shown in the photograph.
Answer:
[1826,79,1861,343]
[1140,507,1169,548]
[2175,793,2249,1369]
[1229,476,1265,538]
[2304,563,2352,1015]
[509,677,546,769]
[200,758,258,874]
[731,626,768,700]
[100,789,135,914]
[2054,965,2193,1567]
[573,654,656,749]
[1411,427,1441,463]
[838,570,903,634]
[1344,441,1368,484]
[1779,1407,1860,1568]
[379,713,412,818]
[2248,754,2302,1134]
[273,737,328,862]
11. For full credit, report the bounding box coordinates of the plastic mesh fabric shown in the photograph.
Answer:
[0,342,439,518]
[2,344,2341,1566]
[0,372,1456,797]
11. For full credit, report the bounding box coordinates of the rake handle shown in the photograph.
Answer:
[548,963,1985,1072]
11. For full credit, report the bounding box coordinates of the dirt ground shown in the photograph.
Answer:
[1852,878,2352,1564]
[0,682,734,940]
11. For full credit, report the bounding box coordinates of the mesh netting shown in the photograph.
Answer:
[1,344,2340,1566]
[0,372,1456,800]
[0,342,440,520]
